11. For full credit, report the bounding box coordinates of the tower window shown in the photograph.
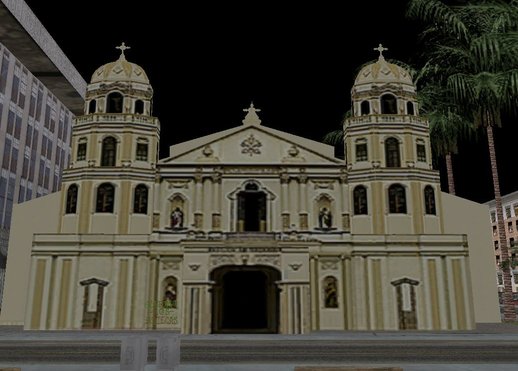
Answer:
[77,139,87,161]
[353,185,368,215]
[381,94,397,114]
[385,137,401,167]
[65,184,78,214]
[355,140,368,162]
[424,185,436,215]
[106,92,123,113]
[407,101,415,115]
[96,183,115,213]
[88,100,97,114]
[360,101,370,116]
[101,136,117,166]
[388,184,407,214]
[133,184,148,214]
[416,141,426,162]
[135,100,144,114]
[136,142,148,161]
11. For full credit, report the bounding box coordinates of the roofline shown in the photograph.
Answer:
[0,0,86,114]
[484,189,518,207]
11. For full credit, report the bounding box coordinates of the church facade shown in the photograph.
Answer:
[0,45,500,333]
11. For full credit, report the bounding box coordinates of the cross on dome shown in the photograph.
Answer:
[374,43,388,59]
[116,42,131,59]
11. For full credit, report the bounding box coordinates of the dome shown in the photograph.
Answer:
[354,49,413,86]
[90,44,149,84]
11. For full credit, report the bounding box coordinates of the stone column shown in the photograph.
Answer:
[280,172,290,231]
[298,171,309,230]
[193,170,203,229]
[211,171,222,230]
[182,282,213,334]
[310,256,319,331]
[339,170,350,232]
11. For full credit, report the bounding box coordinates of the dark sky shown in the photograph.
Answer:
[23,0,518,204]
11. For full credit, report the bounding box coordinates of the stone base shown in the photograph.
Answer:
[295,367,403,371]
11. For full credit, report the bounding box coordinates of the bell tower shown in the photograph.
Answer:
[59,43,160,235]
[344,44,442,235]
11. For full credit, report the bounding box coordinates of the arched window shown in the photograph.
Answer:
[381,94,397,114]
[424,186,436,215]
[88,100,97,114]
[353,185,368,215]
[388,184,407,214]
[101,136,117,166]
[385,137,401,167]
[360,101,370,115]
[407,101,415,115]
[133,184,148,214]
[106,92,123,113]
[66,184,78,214]
[96,183,115,213]
[135,100,144,114]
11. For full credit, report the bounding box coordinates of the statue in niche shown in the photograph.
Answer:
[170,207,184,229]
[318,207,332,229]
[324,276,338,308]
[162,284,177,309]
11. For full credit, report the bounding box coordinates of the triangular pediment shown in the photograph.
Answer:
[159,124,341,165]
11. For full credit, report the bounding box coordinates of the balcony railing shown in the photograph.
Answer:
[74,113,159,126]
[344,114,428,127]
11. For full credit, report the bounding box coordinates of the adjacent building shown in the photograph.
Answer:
[485,191,518,310]
[0,46,501,332]
[0,0,85,308]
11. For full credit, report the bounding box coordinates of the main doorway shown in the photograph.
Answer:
[210,265,280,333]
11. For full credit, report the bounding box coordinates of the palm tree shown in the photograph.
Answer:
[407,0,518,322]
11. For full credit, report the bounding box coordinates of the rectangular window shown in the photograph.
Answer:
[506,206,512,219]
[493,225,497,235]
[38,159,44,186]
[14,114,21,139]
[29,94,36,118]
[6,110,14,135]
[25,125,33,148]
[495,240,499,250]
[18,185,25,203]
[509,222,513,233]
[2,138,11,169]
[0,54,9,94]
[11,73,19,104]
[510,238,515,248]
[416,143,426,162]
[43,166,50,189]
[41,136,47,157]
[22,156,29,178]
[498,273,503,285]
[491,212,496,223]
[28,153,36,182]
[76,142,87,161]
[136,143,148,161]
[355,143,368,162]
[47,139,53,160]
[35,87,43,121]
[10,147,18,173]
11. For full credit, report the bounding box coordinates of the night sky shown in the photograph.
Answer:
[23,0,518,204]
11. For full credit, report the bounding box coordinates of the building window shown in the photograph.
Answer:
[498,272,503,285]
[506,206,512,219]
[416,141,426,162]
[510,238,515,248]
[495,240,499,250]
[493,225,497,235]
[65,184,78,214]
[424,186,436,215]
[353,185,368,215]
[380,94,397,114]
[77,140,87,161]
[360,101,370,115]
[101,136,117,166]
[133,184,148,214]
[407,101,415,115]
[136,142,148,161]
[135,100,144,114]
[355,141,368,162]
[491,212,496,223]
[388,184,407,214]
[509,222,513,233]
[106,92,123,113]
[385,137,401,167]
[96,183,115,213]
[88,100,97,114]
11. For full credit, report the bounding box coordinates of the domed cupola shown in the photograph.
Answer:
[351,44,418,117]
[83,43,153,116]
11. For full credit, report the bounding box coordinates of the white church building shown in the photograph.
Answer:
[0,45,500,333]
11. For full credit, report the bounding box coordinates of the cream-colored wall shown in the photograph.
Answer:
[441,192,500,323]
[0,193,61,325]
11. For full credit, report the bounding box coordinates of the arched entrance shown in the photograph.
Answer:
[210,265,280,333]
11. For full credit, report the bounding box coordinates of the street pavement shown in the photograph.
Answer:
[0,323,517,370]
